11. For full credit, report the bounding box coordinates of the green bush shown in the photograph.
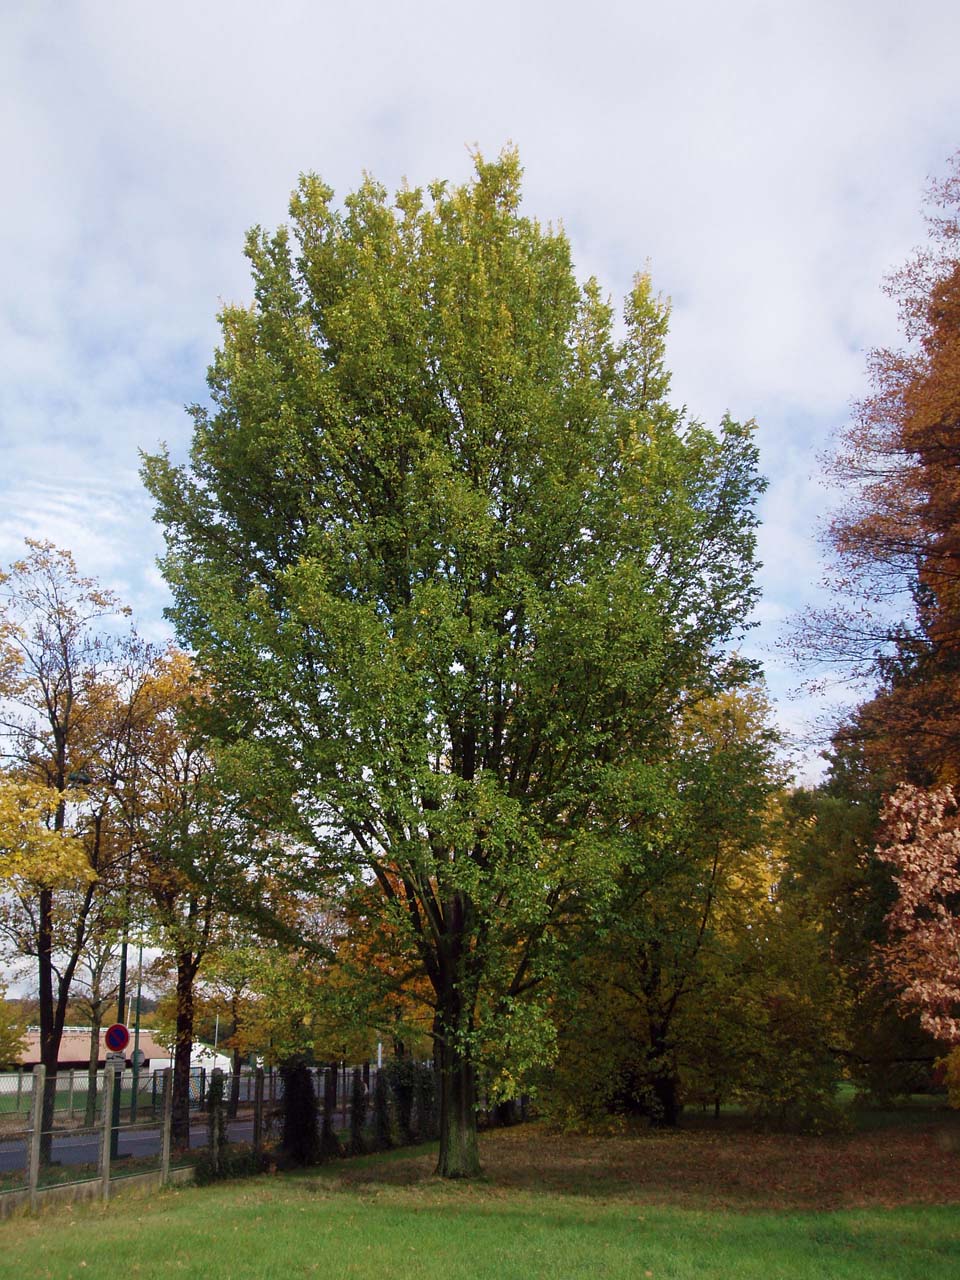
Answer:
[385,1058,418,1145]
[414,1062,439,1140]
[194,1144,269,1185]
[737,997,850,1135]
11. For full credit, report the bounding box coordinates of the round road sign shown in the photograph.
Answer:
[104,1023,130,1053]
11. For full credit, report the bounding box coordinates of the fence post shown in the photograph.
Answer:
[99,1064,115,1203]
[253,1067,264,1153]
[160,1069,173,1187]
[67,1069,75,1119]
[27,1065,45,1212]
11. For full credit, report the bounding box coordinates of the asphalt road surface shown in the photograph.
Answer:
[0,1117,256,1177]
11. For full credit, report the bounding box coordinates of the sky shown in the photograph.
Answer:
[2,0,959,781]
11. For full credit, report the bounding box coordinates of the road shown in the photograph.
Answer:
[0,1116,257,1177]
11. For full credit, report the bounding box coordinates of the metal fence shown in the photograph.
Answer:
[0,1064,175,1213]
[0,1066,269,1119]
[0,1065,167,1121]
[1,1059,524,1215]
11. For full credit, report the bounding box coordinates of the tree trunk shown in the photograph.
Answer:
[36,771,69,1163]
[37,887,58,1164]
[648,1026,681,1127]
[433,911,481,1178]
[436,1035,480,1177]
[84,1013,102,1127]
[650,1070,681,1126]
[36,793,98,1161]
[171,957,195,1147]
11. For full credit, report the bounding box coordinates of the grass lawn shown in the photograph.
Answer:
[1,1117,958,1279]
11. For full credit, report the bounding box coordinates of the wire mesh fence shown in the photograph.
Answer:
[0,1066,120,1123]
[0,1128,29,1195]
[1,1058,527,1214]
[0,1064,176,1213]
[0,1070,32,1118]
[0,1065,244,1121]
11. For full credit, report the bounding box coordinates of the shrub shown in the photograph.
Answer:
[937,1046,960,1109]
[413,1061,439,1141]
[194,1144,270,1186]
[372,1068,393,1149]
[385,1057,418,1145]
[280,1060,321,1165]
[738,1011,850,1135]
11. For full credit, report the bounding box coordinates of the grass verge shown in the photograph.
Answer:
[0,1119,957,1279]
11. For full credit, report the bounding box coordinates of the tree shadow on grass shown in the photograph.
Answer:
[316,1118,960,1212]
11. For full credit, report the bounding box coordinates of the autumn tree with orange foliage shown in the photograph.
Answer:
[877,783,960,1044]
[119,650,277,1144]
[796,154,960,1089]
[808,153,960,784]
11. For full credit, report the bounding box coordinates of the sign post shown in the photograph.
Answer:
[104,1025,129,1158]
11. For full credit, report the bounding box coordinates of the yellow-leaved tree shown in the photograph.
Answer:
[0,776,84,885]
[0,540,149,1160]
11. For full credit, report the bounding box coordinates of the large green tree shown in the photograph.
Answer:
[143,151,765,1176]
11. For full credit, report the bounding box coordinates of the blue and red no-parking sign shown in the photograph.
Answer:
[104,1023,130,1053]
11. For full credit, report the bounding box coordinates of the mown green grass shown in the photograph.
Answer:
[1,1159,958,1280]
[0,1088,158,1118]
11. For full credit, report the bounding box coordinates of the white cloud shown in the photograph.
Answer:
[2,0,958,770]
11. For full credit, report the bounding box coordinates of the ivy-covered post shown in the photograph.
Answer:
[385,1057,417,1146]
[349,1067,367,1155]
[319,1063,339,1159]
[372,1069,393,1151]
[160,1069,173,1186]
[253,1066,264,1153]
[413,1062,438,1142]
[207,1068,226,1176]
